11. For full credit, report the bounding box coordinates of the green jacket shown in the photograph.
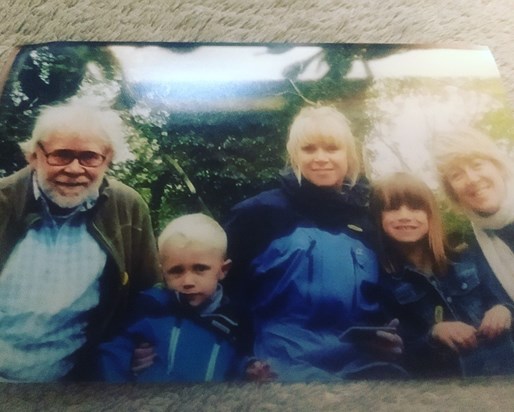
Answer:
[0,167,160,372]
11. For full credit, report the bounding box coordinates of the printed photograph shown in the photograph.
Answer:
[1,42,514,382]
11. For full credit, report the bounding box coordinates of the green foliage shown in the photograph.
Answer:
[0,43,122,176]
[0,42,422,233]
[439,200,474,249]
[106,44,390,230]
[363,76,514,243]
[478,107,514,141]
[113,109,291,230]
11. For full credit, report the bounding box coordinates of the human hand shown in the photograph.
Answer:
[245,360,277,383]
[362,319,404,359]
[131,342,156,374]
[431,321,478,352]
[478,305,512,340]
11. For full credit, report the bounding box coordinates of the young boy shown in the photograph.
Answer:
[98,213,269,382]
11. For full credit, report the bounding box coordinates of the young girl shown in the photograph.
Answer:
[369,172,514,378]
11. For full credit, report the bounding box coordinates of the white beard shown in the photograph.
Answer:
[35,172,101,209]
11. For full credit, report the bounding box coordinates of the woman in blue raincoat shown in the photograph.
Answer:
[224,106,406,381]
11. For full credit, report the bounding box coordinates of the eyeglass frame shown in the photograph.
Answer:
[36,141,107,168]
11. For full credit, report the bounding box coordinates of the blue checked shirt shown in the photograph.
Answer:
[0,178,107,381]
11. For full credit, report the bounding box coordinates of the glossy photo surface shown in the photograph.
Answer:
[1,42,514,382]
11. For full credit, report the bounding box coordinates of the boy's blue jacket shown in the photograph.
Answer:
[97,285,241,382]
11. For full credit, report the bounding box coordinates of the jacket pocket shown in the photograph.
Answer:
[443,263,484,325]
[444,263,480,297]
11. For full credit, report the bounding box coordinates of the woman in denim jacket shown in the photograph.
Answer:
[369,172,514,378]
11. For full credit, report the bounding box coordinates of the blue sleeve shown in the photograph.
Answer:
[96,316,161,382]
[97,334,136,382]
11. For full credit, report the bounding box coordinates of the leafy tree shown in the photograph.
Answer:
[362,76,514,246]
[0,42,122,176]
[0,43,404,231]
[108,44,396,229]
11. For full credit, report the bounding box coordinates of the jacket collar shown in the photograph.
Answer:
[279,169,372,229]
[279,169,370,210]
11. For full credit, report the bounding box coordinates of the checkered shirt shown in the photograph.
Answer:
[0,179,106,381]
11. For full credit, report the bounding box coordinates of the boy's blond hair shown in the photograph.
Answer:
[432,127,511,204]
[286,106,360,186]
[158,213,227,257]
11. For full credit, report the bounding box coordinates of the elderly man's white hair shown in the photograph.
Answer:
[19,100,130,163]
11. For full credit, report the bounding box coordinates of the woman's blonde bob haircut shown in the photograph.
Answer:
[370,172,448,276]
[286,106,360,186]
[158,213,228,258]
[432,127,511,206]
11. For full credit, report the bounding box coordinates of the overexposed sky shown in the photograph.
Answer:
[347,47,499,79]
[111,45,500,84]
[111,45,326,83]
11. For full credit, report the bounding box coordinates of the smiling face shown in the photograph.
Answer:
[381,205,429,245]
[287,106,360,187]
[445,158,506,216]
[297,139,349,190]
[160,243,230,307]
[29,132,112,208]
[371,172,448,274]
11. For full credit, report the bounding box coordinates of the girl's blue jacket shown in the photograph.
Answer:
[376,254,514,378]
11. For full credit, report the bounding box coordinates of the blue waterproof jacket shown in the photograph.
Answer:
[97,286,241,382]
[377,253,514,378]
[224,172,406,381]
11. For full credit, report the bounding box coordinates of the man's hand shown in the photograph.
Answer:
[131,342,156,374]
[478,305,512,340]
[431,321,478,352]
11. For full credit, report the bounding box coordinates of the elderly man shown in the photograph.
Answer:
[0,101,159,381]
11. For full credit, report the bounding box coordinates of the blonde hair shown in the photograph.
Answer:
[158,213,227,257]
[432,128,510,205]
[370,172,448,276]
[19,100,128,163]
[286,106,360,186]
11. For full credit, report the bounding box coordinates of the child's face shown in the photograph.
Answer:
[444,157,505,216]
[381,205,429,244]
[160,244,231,307]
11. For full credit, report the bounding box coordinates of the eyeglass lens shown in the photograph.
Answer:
[48,150,104,167]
